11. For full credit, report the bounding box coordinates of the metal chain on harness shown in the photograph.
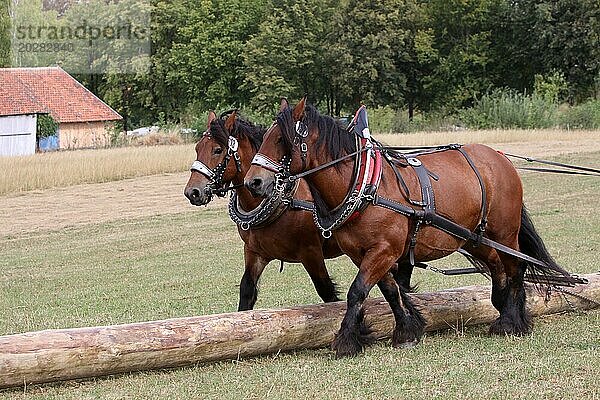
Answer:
[545,285,600,310]
[229,156,294,230]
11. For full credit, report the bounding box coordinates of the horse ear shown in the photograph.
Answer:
[279,98,289,113]
[207,111,217,129]
[224,110,237,133]
[292,96,306,121]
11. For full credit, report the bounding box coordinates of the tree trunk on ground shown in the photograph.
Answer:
[0,274,598,389]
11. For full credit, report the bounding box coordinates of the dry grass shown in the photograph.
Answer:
[379,128,598,146]
[0,144,194,195]
[0,129,597,196]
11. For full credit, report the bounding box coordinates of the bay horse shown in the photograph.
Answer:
[244,98,575,357]
[184,110,345,311]
[184,110,416,311]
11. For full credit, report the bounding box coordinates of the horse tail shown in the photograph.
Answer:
[518,205,574,282]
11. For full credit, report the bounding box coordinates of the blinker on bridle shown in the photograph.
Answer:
[190,131,243,198]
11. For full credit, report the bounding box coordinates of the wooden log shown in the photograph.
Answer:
[0,273,598,389]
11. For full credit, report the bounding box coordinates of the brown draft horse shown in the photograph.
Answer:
[184,111,415,311]
[184,111,345,310]
[245,98,573,357]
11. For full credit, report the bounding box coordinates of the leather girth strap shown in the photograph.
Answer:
[406,158,436,266]
[371,194,555,269]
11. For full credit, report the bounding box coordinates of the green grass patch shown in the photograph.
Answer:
[0,152,599,399]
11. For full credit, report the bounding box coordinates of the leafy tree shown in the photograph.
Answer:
[531,0,600,102]
[36,113,58,138]
[329,0,412,113]
[165,0,269,113]
[492,0,600,103]
[243,0,337,112]
[0,0,10,67]
[424,0,497,112]
[393,0,437,119]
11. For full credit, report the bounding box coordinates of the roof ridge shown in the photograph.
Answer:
[59,67,122,120]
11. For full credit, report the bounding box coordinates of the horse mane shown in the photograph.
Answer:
[277,103,356,160]
[276,103,357,223]
[209,112,265,151]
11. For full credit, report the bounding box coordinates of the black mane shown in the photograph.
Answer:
[209,112,265,151]
[277,104,356,160]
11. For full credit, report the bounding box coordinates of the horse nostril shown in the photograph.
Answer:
[250,178,263,188]
[185,187,201,201]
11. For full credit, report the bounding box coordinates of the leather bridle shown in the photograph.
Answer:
[190,132,242,199]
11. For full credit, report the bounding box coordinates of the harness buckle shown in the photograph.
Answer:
[300,143,308,154]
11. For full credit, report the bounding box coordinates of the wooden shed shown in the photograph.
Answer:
[0,67,122,152]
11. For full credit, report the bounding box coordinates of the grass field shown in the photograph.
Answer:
[0,143,599,399]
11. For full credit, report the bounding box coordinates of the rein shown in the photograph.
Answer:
[289,147,369,182]
[502,152,600,177]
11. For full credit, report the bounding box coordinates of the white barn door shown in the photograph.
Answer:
[0,115,37,156]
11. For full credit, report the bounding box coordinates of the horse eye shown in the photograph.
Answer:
[214,147,223,155]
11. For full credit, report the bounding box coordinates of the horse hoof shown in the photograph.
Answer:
[331,334,363,358]
[393,339,419,349]
[489,317,532,336]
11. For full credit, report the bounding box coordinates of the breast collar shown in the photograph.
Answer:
[312,131,383,238]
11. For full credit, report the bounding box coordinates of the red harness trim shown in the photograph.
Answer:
[347,139,382,223]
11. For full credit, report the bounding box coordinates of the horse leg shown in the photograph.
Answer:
[301,250,341,303]
[391,260,416,292]
[490,251,531,335]
[238,247,270,311]
[465,245,531,335]
[377,272,425,348]
[331,248,396,358]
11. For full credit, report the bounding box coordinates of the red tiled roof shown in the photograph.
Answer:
[0,67,122,123]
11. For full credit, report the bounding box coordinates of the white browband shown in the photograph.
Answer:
[251,153,283,173]
[228,136,239,152]
[190,160,215,179]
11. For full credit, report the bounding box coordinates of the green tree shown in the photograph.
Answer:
[491,0,600,103]
[165,0,269,114]
[0,0,10,67]
[243,0,337,112]
[424,0,497,112]
[329,0,413,113]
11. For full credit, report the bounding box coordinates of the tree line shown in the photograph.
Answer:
[2,0,599,129]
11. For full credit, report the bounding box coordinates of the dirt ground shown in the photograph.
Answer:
[1,139,599,237]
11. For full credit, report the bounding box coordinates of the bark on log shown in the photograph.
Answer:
[0,273,598,389]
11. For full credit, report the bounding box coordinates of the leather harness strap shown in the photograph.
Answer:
[455,147,488,245]
[372,193,559,270]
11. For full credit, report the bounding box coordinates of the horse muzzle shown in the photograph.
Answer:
[244,175,274,198]
[184,185,212,206]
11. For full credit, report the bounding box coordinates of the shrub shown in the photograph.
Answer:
[36,114,58,138]
[368,106,398,134]
[559,100,600,129]
[458,89,558,129]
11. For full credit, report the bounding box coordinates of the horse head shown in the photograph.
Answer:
[184,110,252,205]
[245,97,354,198]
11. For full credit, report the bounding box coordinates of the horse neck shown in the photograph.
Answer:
[306,156,355,210]
[232,144,264,212]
